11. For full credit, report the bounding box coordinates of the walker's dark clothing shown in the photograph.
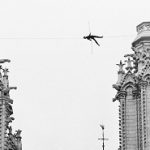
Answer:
[83,33,103,46]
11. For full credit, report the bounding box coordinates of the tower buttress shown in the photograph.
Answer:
[113,22,150,150]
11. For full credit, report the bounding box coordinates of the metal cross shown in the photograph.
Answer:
[98,125,108,150]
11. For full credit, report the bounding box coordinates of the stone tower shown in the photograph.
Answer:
[113,22,150,150]
[0,59,22,150]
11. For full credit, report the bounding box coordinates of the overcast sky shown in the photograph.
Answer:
[0,0,150,150]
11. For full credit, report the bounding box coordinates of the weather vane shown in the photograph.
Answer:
[98,124,108,150]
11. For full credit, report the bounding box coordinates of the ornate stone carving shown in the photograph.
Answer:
[116,61,125,73]
[132,90,140,99]
[2,68,9,77]
[125,57,133,71]
[113,91,126,102]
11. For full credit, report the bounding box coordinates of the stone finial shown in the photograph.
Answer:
[113,61,125,91]
[3,68,9,76]
[15,129,22,139]
[116,61,125,73]
[125,57,133,71]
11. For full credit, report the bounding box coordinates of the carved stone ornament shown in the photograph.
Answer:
[132,90,140,99]
[116,61,125,73]
[113,91,126,102]
[139,81,148,88]
[3,68,9,76]
[125,57,133,71]
[112,84,121,91]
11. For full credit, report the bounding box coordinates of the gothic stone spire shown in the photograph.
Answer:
[113,22,150,150]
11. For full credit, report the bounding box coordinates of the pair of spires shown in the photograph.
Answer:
[116,55,133,73]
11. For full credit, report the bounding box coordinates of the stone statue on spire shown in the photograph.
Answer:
[112,60,125,91]
[3,68,9,76]
[125,57,133,71]
[116,61,125,73]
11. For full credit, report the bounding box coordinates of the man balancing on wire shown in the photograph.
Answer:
[83,33,103,46]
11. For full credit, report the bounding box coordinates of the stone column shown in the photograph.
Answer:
[144,80,150,150]
[118,91,126,150]
[139,81,147,150]
[0,99,7,150]
[132,90,141,150]
[125,87,138,150]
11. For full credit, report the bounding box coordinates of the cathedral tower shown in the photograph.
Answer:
[0,59,22,150]
[113,22,150,150]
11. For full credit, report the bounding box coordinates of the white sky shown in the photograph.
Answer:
[0,0,150,150]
